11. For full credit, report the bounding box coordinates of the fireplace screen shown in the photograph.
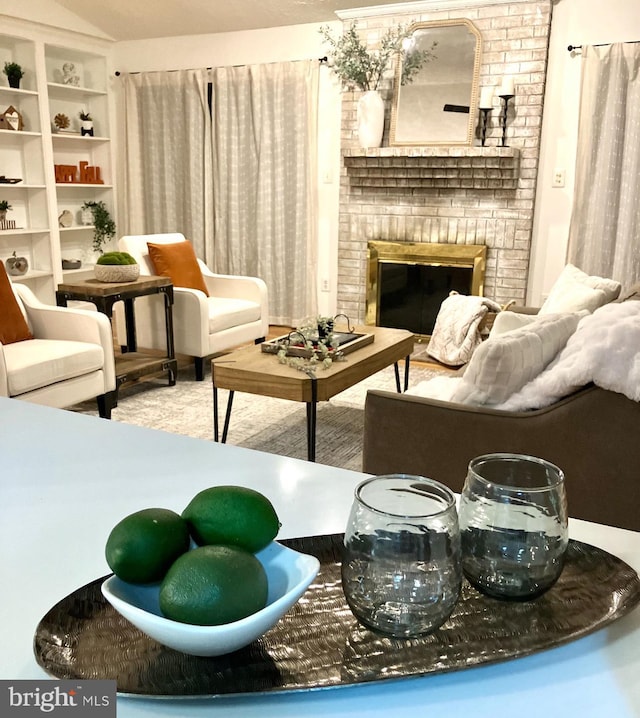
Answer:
[366,241,487,338]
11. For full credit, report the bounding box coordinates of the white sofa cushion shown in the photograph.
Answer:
[539,264,621,315]
[208,297,262,334]
[449,312,583,406]
[4,339,104,396]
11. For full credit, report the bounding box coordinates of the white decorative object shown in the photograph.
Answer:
[357,91,385,149]
[58,210,73,228]
[94,264,140,283]
[499,76,515,96]
[479,87,494,109]
[101,541,320,656]
[80,206,93,226]
[62,62,80,86]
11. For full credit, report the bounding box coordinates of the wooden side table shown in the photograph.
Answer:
[56,276,178,391]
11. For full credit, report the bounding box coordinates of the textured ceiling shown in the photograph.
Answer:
[53,0,417,41]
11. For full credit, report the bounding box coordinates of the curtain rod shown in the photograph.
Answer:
[568,40,640,51]
[115,57,327,76]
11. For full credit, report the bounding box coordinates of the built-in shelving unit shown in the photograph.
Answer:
[0,26,115,302]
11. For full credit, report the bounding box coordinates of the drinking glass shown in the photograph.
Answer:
[459,453,568,601]
[341,474,461,637]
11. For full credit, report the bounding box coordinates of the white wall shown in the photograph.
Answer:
[530,0,640,303]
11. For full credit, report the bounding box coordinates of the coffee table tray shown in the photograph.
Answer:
[33,534,640,698]
[261,331,374,358]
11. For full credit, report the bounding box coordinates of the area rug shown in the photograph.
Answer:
[71,363,442,472]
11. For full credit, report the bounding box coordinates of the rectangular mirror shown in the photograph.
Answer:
[390,19,482,146]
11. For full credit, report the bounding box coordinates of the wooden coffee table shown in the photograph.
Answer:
[211,325,414,461]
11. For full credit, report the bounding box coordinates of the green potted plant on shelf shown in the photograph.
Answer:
[3,61,24,89]
[94,251,139,283]
[0,200,12,221]
[81,200,116,253]
[78,110,94,136]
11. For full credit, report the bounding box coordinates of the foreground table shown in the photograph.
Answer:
[212,325,414,461]
[1,397,639,718]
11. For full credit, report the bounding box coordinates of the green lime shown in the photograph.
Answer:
[105,508,190,584]
[159,545,268,625]
[182,486,280,552]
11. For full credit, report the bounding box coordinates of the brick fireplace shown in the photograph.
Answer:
[335,0,553,325]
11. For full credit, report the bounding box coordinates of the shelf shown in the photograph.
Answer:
[0,184,46,190]
[0,129,42,138]
[60,225,94,232]
[8,269,52,281]
[0,227,49,236]
[52,134,109,143]
[47,82,107,98]
[0,86,38,97]
[56,183,113,189]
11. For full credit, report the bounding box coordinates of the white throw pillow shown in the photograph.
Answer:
[539,264,621,315]
[450,312,583,406]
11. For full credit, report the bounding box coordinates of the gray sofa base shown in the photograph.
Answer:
[363,385,640,532]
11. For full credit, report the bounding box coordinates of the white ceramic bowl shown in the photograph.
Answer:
[101,541,320,657]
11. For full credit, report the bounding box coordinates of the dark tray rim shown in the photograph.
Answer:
[34,534,640,700]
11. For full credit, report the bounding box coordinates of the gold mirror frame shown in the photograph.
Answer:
[390,19,482,146]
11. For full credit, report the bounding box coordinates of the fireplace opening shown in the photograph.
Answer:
[366,241,487,338]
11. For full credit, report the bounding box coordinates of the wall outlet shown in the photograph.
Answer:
[552,168,566,188]
[321,278,330,292]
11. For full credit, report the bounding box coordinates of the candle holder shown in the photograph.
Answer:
[479,108,491,147]
[499,94,514,147]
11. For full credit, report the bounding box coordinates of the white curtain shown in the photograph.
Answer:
[211,61,319,326]
[121,70,213,260]
[568,43,640,291]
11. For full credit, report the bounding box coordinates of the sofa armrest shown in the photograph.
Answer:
[12,285,116,392]
[0,344,8,397]
[506,305,540,315]
[199,262,268,308]
[362,386,640,531]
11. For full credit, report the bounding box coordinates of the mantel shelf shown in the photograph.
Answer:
[343,145,520,191]
[343,146,520,159]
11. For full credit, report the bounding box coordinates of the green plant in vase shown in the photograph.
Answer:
[319,22,436,91]
[81,200,116,253]
[3,61,24,89]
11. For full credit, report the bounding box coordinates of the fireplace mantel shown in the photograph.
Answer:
[343,146,520,191]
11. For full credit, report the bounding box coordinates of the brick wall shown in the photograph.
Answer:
[336,0,553,322]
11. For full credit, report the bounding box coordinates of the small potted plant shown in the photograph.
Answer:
[79,110,94,136]
[94,251,139,283]
[81,200,116,253]
[3,61,24,89]
[0,200,12,221]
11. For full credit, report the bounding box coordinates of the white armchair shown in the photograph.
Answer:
[118,233,269,380]
[1,283,116,418]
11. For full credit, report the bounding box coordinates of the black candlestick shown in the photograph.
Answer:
[499,94,514,147]
[479,108,491,146]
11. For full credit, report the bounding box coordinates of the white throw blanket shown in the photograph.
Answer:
[495,300,640,411]
[411,300,640,411]
[427,292,502,366]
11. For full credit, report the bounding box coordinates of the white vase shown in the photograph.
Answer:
[357,91,385,149]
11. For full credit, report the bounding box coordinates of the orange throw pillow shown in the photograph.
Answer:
[0,262,33,345]
[147,241,209,296]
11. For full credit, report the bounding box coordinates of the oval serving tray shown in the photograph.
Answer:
[34,534,640,698]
